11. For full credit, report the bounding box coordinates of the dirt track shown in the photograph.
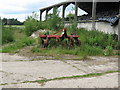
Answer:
[0,53,119,88]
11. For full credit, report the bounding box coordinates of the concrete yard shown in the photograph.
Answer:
[0,53,119,88]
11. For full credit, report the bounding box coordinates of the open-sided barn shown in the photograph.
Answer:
[39,0,120,40]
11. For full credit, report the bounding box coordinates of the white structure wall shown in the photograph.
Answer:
[65,21,119,35]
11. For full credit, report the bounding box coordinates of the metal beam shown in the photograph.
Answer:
[40,1,72,11]
[62,4,70,19]
[92,0,97,30]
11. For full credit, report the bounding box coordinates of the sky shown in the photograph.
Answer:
[0,0,87,22]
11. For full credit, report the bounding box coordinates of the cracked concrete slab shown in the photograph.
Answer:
[2,60,85,84]
[41,72,118,88]
[2,53,30,62]
[2,73,118,88]
[0,53,119,88]
[65,57,118,74]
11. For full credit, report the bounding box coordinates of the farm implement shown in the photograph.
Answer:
[39,28,81,48]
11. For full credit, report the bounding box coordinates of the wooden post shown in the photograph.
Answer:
[92,0,97,30]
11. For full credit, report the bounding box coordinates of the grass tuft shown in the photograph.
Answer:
[27,70,119,84]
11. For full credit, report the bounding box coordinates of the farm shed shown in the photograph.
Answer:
[39,0,120,40]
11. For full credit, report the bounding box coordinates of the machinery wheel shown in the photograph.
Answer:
[75,38,81,46]
[68,37,74,48]
[41,39,49,48]
[44,39,49,48]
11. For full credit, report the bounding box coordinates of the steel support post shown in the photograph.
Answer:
[62,4,66,20]
[40,10,42,21]
[46,9,49,20]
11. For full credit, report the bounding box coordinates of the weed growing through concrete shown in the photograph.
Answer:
[1,70,118,86]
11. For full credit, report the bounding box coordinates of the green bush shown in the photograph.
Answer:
[22,38,35,46]
[2,26,14,44]
[44,8,64,31]
[24,9,63,36]
[24,10,119,57]
[37,27,119,56]
[24,12,43,36]
[31,44,103,57]
[104,46,113,56]
[79,44,103,56]
[31,46,41,53]
[2,37,35,53]
[74,28,118,50]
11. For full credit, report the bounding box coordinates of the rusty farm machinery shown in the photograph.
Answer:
[39,28,81,48]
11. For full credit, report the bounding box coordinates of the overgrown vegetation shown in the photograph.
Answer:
[0,70,119,86]
[32,44,103,56]
[24,12,43,36]
[75,28,119,49]
[24,8,64,36]
[1,24,35,53]
[31,70,119,84]
[1,9,119,57]
[2,37,35,53]
[45,8,64,31]
[31,25,119,56]
[23,9,120,57]
[2,26,14,45]
[2,18,23,25]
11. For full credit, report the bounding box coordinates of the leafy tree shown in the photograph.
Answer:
[47,13,53,19]
[46,8,63,31]
[66,13,75,21]
[2,18,7,25]
[24,12,43,36]
[2,18,23,25]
